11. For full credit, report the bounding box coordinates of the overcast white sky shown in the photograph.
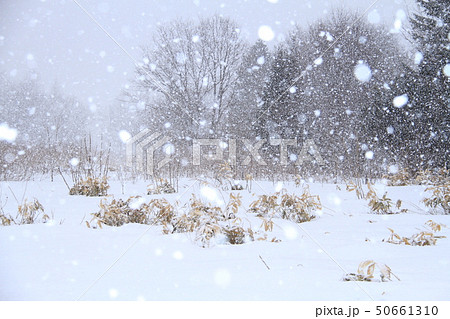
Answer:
[0,0,414,111]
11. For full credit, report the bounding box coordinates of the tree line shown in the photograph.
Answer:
[122,1,448,180]
[1,0,448,181]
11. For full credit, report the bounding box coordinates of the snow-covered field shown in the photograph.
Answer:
[1,178,449,301]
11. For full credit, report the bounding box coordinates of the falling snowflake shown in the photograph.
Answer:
[258,25,275,42]
[354,63,372,82]
[200,185,219,202]
[393,94,408,108]
[443,64,450,77]
[108,289,119,299]
[172,251,183,260]
[414,52,423,65]
[118,130,131,143]
[365,151,374,160]
[0,123,18,143]
[284,225,298,240]
[70,158,80,166]
[163,143,175,155]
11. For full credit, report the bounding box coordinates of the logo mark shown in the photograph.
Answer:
[125,129,172,176]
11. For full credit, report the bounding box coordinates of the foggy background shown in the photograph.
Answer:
[1,0,413,109]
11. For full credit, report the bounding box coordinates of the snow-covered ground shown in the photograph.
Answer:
[1,178,449,300]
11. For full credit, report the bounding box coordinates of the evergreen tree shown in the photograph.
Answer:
[261,10,406,178]
[230,40,271,138]
[409,0,450,169]
[260,45,298,140]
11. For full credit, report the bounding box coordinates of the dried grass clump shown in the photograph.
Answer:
[16,199,49,224]
[161,192,278,247]
[147,178,176,195]
[0,213,13,226]
[223,225,246,245]
[343,260,399,282]
[415,168,449,186]
[383,168,411,186]
[222,216,281,245]
[89,187,279,248]
[294,174,302,187]
[163,195,223,247]
[231,184,244,190]
[249,187,320,223]
[214,161,244,191]
[425,219,447,232]
[1,199,49,226]
[247,227,281,243]
[280,189,321,223]
[89,191,233,248]
[422,183,449,214]
[249,194,278,217]
[69,176,109,196]
[383,220,447,246]
[345,179,366,199]
[162,193,242,247]
[366,184,407,214]
[385,229,439,246]
[215,161,233,189]
[89,196,175,228]
[222,222,280,245]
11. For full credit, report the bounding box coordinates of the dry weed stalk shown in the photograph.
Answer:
[415,168,449,186]
[147,178,176,195]
[1,198,49,225]
[89,185,279,247]
[344,260,399,282]
[383,168,411,186]
[69,176,109,197]
[215,161,243,190]
[425,220,447,232]
[165,194,224,247]
[225,192,242,219]
[422,183,449,214]
[249,187,320,223]
[383,220,447,246]
[165,192,278,247]
[90,196,175,227]
[164,193,245,247]
[366,183,407,214]
[0,212,13,226]
[294,174,302,188]
[345,179,366,199]
[245,173,253,191]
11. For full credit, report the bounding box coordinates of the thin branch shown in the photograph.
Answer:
[259,254,270,270]
[58,167,71,191]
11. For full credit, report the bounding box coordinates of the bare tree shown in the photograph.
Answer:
[127,15,246,137]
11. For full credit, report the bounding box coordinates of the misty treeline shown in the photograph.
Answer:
[1,0,448,182]
[120,1,448,180]
[0,75,83,180]
[0,75,112,181]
